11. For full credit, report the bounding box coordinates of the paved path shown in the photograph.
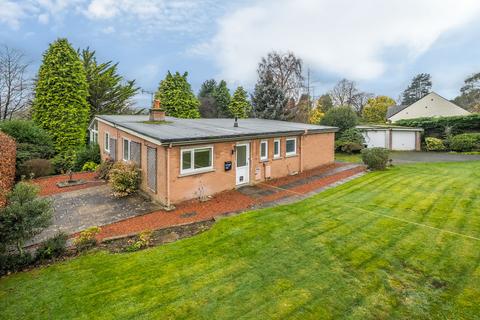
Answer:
[29,185,162,245]
[390,151,480,164]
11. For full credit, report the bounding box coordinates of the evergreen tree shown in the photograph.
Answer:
[251,75,288,120]
[80,48,139,119]
[228,86,251,118]
[362,96,395,123]
[401,73,432,105]
[32,38,89,155]
[155,71,200,118]
[198,79,232,118]
[316,94,333,113]
[213,80,231,117]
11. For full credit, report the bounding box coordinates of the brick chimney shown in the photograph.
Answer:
[149,99,165,122]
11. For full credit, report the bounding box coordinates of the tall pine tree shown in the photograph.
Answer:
[213,80,231,117]
[228,86,251,118]
[401,73,432,105]
[155,71,200,118]
[32,38,89,155]
[198,79,231,118]
[252,75,288,120]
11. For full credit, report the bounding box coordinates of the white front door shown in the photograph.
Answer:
[236,143,250,185]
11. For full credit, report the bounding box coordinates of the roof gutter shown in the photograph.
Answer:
[96,117,163,146]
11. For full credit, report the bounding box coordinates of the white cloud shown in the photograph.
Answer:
[206,0,480,85]
[38,13,49,24]
[0,1,31,29]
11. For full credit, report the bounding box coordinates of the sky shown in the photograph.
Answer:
[1,0,480,107]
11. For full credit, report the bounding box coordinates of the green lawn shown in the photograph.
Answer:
[335,152,362,163]
[1,162,480,319]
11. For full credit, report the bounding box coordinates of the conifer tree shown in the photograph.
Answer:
[32,38,89,155]
[213,80,231,117]
[401,73,432,105]
[155,71,200,118]
[228,86,251,118]
[251,75,288,120]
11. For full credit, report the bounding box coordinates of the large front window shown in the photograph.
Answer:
[181,146,213,174]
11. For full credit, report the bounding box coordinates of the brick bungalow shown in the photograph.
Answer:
[89,101,338,207]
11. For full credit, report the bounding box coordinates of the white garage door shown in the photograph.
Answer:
[362,131,387,148]
[392,131,416,150]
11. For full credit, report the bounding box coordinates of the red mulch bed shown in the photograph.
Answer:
[95,163,365,241]
[33,172,105,196]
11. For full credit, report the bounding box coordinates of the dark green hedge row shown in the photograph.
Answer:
[395,114,480,137]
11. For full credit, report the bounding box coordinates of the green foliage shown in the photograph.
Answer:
[252,75,288,120]
[108,162,141,197]
[320,105,359,132]
[361,147,390,170]
[396,114,480,137]
[401,73,432,105]
[213,80,231,117]
[228,86,251,118]
[18,158,53,178]
[0,182,53,255]
[335,128,365,153]
[125,230,153,252]
[0,252,34,276]
[35,233,68,261]
[425,137,446,151]
[74,227,100,252]
[362,96,395,123]
[32,38,89,156]
[448,133,480,152]
[96,159,114,180]
[52,150,77,174]
[308,108,324,124]
[74,144,100,171]
[198,79,232,118]
[155,71,200,118]
[316,94,333,113]
[453,73,480,112]
[80,48,139,119]
[82,161,98,172]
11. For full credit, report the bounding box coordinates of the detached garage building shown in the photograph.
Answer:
[357,125,423,151]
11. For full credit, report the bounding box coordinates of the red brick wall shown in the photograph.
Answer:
[0,132,16,207]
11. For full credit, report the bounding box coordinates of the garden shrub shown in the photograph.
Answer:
[361,147,390,170]
[74,227,101,252]
[0,132,16,207]
[448,133,480,152]
[396,114,480,137]
[52,150,77,174]
[96,159,114,180]
[36,232,68,261]
[125,230,153,252]
[109,162,141,197]
[335,128,365,153]
[74,144,100,171]
[18,158,54,178]
[0,252,34,276]
[425,137,446,151]
[82,161,98,172]
[320,105,359,133]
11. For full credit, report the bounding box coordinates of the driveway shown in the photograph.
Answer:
[29,185,163,245]
[390,151,480,164]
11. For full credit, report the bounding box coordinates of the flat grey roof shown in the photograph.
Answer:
[356,125,423,131]
[96,115,338,145]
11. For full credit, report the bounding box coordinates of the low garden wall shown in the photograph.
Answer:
[0,131,16,207]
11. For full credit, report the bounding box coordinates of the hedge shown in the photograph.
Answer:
[395,114,480,137]
[0,132,16,207]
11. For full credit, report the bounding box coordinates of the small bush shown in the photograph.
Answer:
[18,158,54,178]
[335,128,365,153]
[73,227,101,252]
[125,230,153,252]
[74,144,100,171]
[448,133,480,152]
[109,162,140,197]
[0,252,34,276]
[36,232,68,260]
[425,137,446,151]
[52,150,77,174]
[82,161,98,172]
[96,159,114,180]
[361,147,390,170]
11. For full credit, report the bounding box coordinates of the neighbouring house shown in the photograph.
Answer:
[89,100,338,207]
[387,92,470,122]
[357,125,423,151]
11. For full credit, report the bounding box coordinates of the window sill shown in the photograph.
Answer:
[179,168,215,177]
[273,156,282,160]
[260,159,269,163]
[285,154,298,158]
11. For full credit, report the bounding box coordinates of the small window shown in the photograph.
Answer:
[104,132,110,152]
[90,121,98,144]
[181,146,213,174]
[260,140,268,161]
[123,138,130,161]
[286,137,297,156]
[273,139,280,158]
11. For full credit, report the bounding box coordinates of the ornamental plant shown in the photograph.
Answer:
[361,148,390,170]
[32,38,90,156]
[74,226,101,252]
[425,137,446,151]
[108,162,141,197]
[448,133,480,152]
[228,86,251,118]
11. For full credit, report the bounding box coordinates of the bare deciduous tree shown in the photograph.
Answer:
[257,51,304,100]
[0,45,31,120]
[329,78,372,114]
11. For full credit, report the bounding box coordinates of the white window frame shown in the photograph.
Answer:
[123,137,131,161]
[90,122,98,144]
[180,146,214,175]
[273,139,281,159]
[285,137,297,157]
[260,140,268,161]
[104,132,110,152]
